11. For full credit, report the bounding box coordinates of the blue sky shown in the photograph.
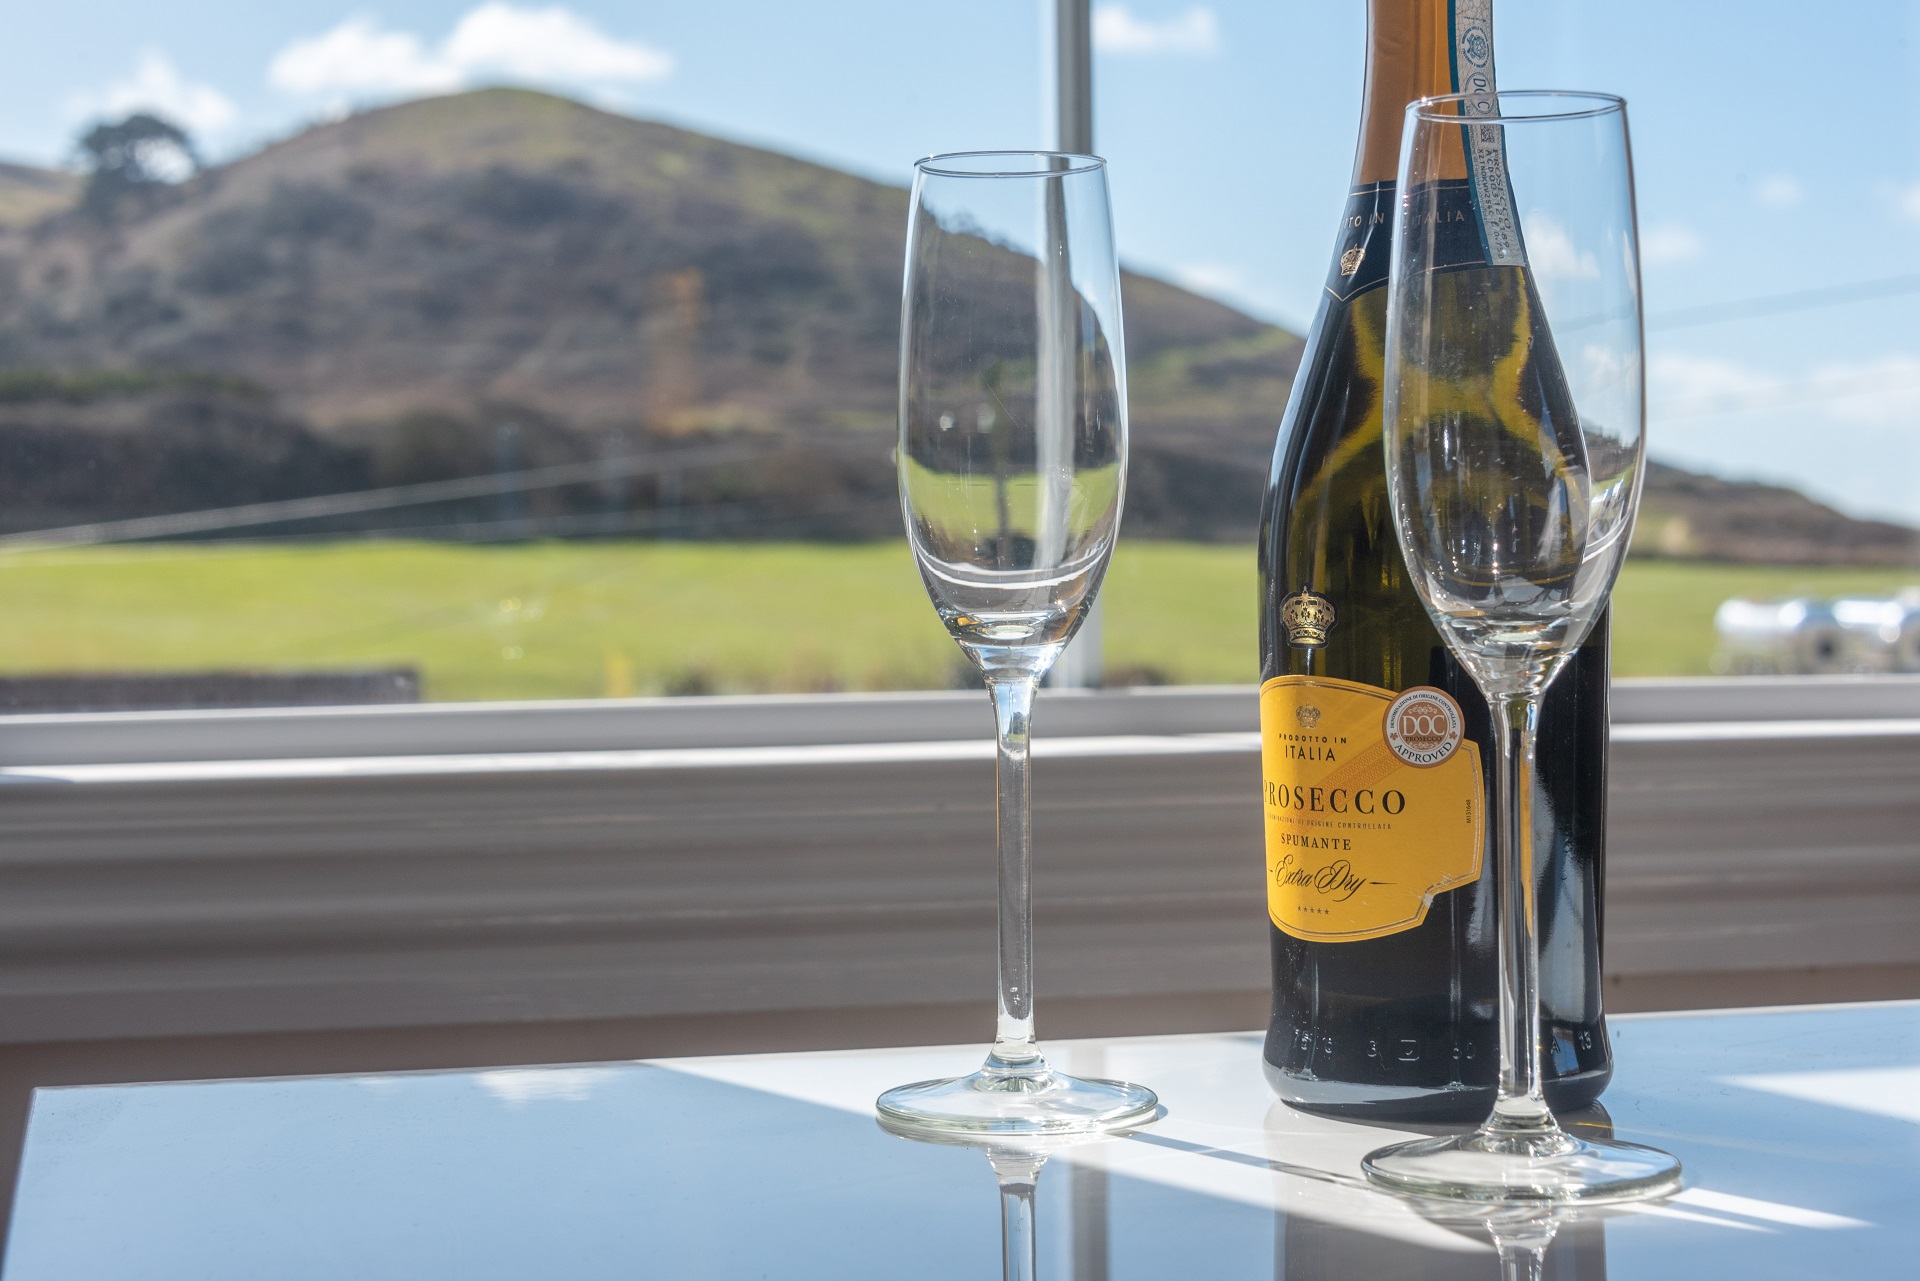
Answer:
[2,1,1919,523]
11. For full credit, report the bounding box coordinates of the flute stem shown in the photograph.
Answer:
[987,676,1040,1074]
[1487,691,1553,1135]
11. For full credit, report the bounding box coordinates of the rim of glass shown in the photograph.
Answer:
[1408,89,1625,124]
[915,150,1104,178]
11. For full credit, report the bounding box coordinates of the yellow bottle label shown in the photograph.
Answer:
[1260,675,1485,942]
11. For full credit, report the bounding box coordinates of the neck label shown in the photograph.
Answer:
[1326,180,1491,302]
[1450,0,1523,267]
[1323,183,1395,302]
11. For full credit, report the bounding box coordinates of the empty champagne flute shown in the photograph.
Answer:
[1364,92,1681,1202]
[877,151,1157,1135]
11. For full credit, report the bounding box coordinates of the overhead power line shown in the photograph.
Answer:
[0,444,772,550]
[1647,272,1920,331]
[305,501,856,545]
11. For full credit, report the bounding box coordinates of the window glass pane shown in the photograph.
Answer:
[0,1,1912,710]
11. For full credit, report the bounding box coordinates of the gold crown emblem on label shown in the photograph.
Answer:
[1294,704,1322,729]
[1339,246,1365,276]
[1280,590,1337,648]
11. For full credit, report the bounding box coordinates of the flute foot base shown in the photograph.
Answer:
[877,1062,1158,1137]
[1363,1126,1682,1205]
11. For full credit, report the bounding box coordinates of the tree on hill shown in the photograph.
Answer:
[78,113,198,218]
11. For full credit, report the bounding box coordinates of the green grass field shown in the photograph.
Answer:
[0,540,1910,701]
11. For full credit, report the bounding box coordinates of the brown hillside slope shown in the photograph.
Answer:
[0,163,79,230]
[0,89,1284,429]
[0,89,1296,537]
[0,90,1910,559]
[1634,462,1917,566]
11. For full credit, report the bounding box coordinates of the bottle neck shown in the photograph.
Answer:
[1352,0,1492,187]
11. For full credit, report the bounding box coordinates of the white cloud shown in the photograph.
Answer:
[71,51,238,136]
[1524,216,1598,280]
[1649,352,1782,420]
[1754,174,1803,207]
[1576,342,1641,390]
[270,4,673,101]
[1648,352,1920,524]
[1641,224,1703,267]
[1902,183,1920,225]
[270,17,458,96]
[1809,355,1920,427]
[1651,351,1920,427]
[1093,5,1220,56]
[445,4,672,81]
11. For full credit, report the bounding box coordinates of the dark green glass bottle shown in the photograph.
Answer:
[1257,0,1611,1121]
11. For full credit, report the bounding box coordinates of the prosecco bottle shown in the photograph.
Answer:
[1257,0,1612,1120]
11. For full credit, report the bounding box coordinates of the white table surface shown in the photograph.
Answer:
[5,1000,1915,1278]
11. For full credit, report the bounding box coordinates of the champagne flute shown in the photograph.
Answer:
[877,151,1157,1135]
[1364,92,1680,1202]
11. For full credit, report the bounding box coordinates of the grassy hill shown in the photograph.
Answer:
[0,89,1294,540]
[0,88,1908,562]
